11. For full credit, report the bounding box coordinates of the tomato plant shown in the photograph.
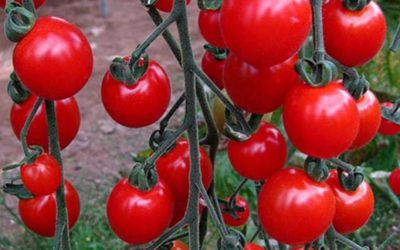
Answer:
[170,240,188,250]
[155,0,190,12]
[389,168,400,196]
[198,9,225,48]
[20,153,62,196]
[221,196,250,227]
[201,51,226,90]
[378,102,400,136]
[18,180,80,237]
[244,243,264,250]
[258,168,336,246]
[0,0,45,8]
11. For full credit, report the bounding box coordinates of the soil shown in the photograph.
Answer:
[0,0,205,238]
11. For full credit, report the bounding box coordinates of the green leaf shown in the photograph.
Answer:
[364,137,398,171]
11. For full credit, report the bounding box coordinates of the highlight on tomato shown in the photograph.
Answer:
[389,168,400,196]
[221,196,250,227]
[378,102,400,136]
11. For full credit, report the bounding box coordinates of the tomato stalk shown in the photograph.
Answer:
[20,97,42,162]
[390,24,400,52]
[7,72,30,103]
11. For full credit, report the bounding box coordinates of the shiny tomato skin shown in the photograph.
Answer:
[18,180,80,237]
[156,140,213,202]
[0,0,45,8]
[10,95,80,151]
[389,168,400,196]
[244,243,264,250]
[107,178,174,245]
[201,51,226,90]
[323,0,386,67]
[283,82,360,159]
[227,122,287,180]
[171,240,188,250]
[20,153,62,196]
[13,16,93,100]
[198,9,225,48]
[224,54,301,114]
[258,168,336,245]
[327,170,374,234]
[221,196,250,227]
[350,90,381,150]
[155,0,190,12]
[378,102,400,136]
[101,59,171,128]
[220,0,311,67]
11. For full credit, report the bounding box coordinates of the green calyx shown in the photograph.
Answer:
[198,0,223,10]
[2,183,34,200]
[295,57,338,87]
[224,108,262,142]
[204,44,229,61]
[7,72,30,104]
[343,73,369,100]
[217,229,246,250]
[219,199,245,220]
[342,0,371,11]
[381,99,400,125]
[305,157,329,182]
[109,53,149,85]
[4,3,36,42]
[140,0,157,8]
[128,163,158,191]
[338,167,364,192]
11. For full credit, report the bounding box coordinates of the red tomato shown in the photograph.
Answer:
[198,9,225,48]
[327,170,374,234]
[244,243,264,250]
[389,168,400,196]
[20,153,62,196]
[258,168,336,245]
[171,240,188,250]
[350,90,381,150]
[378,102,400,136]
[106,178,174,245]
[221,196,250,227]
[0,0,45,8]
[201,51,226,90]
[13,16,93,100]
[10,95,80,151]
[220,0,311,67]
[227,122,287,181]
[323,0,386,67]
[102,59,171,128]
[156,140,213,202]
[19,180,80,237]
[155,0,190,12]
[224,54,300,114]
[283,82,360,159]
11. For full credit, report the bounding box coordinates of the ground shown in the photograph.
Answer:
[0,0,204,238]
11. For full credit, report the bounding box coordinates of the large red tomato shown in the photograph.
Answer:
[155,0,190,12]
[378,102,400,136]
[19,180,80,237]
[198,9,225,48]
[323,0,386,67]
[258,168,336,246]
[156,140,213,202]
[283,82,360,159]
[10,95,80,151]
[224,54,300,114]
[13,16,93,100]
[0,0,45,8]
[201,51,226,90]
[389,168,400,196]
[101,59,171,128]
[350,90,381,150]
[106,178,174,245]
[227,122,287,181]
[326,170,374,234]
[220,0,311,67]
[221,196,250,227]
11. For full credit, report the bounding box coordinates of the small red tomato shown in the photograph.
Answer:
[283,82,360,159]
[198,9,225,48]
[389,168,400,196]
[171,240,188,250]
[155,0,190,12]
[101,58,171,128]
[20,153,62,196]
[201,51,226,90]
[327,170,374,234]
[350,90,381,150]
[228,122,287,181]
[244,243,264,250]
[323,0,386,67]
[221,196,250,227]
[19,180,80,237]
[224,54,300,114]
[378,102,400,136]
[107,178,174,245]
[10,95,80,151]
[13,16,93,100]
[0,0,45,8]
[258,168,336,246]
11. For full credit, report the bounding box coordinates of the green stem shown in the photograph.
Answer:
[328,158,355,172]
[335,232,368,250]
[390,24,400,53]
[20,97,42,158]
[311,0,325,61]
[326,227,338,250]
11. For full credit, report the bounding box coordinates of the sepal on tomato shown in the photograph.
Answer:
[338,167,364,192]
[4,3,36,42]
[305,156,329,182]
[109,54,149,85]
[217,228,246,250]
[342,0,372,11]
[381,100,400,126]
[2,183,34,200]
[128,164,158,191]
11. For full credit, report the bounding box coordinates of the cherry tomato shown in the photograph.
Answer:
[156,140,213,202]
[20,153,62,196]
[107,177,174,245]
[171,240,188,250]
[155,0,190,12]
[19,180,80,237]
[350,90,381,150]
[13,16,93,100]
[323,0,386,67]
[170,198,206,226]
[201,51,226,90]
[220,0,311,67]
[221,196,250,227]
[10,95,80,151]
[326,170,374,234]
[258,168,336,246]
[224,54,300,114]
[244,243,264,250]
[102,58,171,128]
[283,82,360,159]
[0,0,45,8]
[389,168,400,196]
[378,102,400,136]
[228,122,287,181]
[198,9,225,48]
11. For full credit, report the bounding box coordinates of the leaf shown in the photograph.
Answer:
[2,183,33,200]
[364,137,398,171]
